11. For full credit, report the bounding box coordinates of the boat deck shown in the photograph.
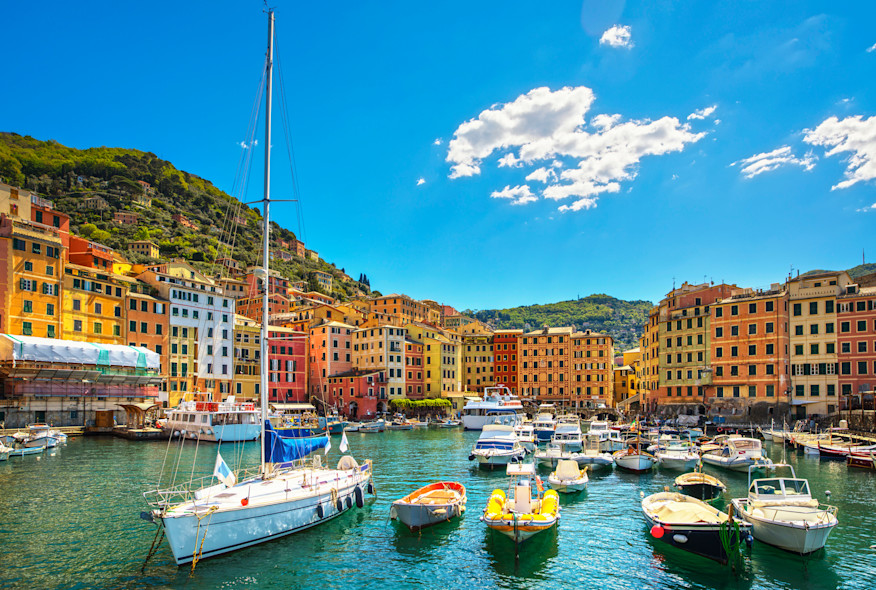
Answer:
[405,489,461,505]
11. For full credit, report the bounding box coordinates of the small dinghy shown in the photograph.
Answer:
[548,460,588,493]
[482,463,560,543]
[675,469,727,501]
[613,437,656,473]
[642,491,751,564]
[390,481,466,530]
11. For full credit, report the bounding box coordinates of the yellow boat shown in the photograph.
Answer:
[481,463,560,542]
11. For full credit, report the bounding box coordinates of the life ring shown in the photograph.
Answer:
[354,486,364,508]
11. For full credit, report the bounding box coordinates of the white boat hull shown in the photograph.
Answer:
[474,450,526,468]
[614,453,655,472]
[164,422,260,443]
[701,454,772,472]
[462,413,520,430]
[657,455,700,471]
[548,475,588,493]
[732,500,836,554]
[156,467,371,565]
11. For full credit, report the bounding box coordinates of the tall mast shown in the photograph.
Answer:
[260,9,274,470]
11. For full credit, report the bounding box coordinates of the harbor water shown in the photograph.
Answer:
[0,430,874,589]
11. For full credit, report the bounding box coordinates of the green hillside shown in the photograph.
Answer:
[466,294,654,352]
[800,263,876,280]
[0,132,369,300]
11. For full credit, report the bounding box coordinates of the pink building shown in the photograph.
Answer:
[268,327,307,403]
[327,369,385,419]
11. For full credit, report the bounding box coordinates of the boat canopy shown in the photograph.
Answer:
[0,334,160,369]
[264,421,328,466]
[271,403,317,411]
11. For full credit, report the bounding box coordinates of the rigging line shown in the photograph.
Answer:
[274,34,307,244]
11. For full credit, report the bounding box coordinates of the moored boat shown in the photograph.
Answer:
[164,396,260,442]
[481,463,559,543]
[655,442,700,471]
[642,491,751,565]
[847,450,876,469]
[731,464,838,554]
[613,437,656,473]
[700,436,773,472]
[470,424,527,468]
[532,403,557,442]
[461,386,524,430]
[548,460,588,493]
[674,470,727,501]
[358,419,385,433]
[390,481,466,530]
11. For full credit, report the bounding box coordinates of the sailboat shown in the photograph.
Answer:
[141,11,373,567]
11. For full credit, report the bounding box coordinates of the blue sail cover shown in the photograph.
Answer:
[264,421,328,466]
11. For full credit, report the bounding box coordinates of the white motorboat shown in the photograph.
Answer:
[577,434,614,467]
[513,423,537,453]
[469,424,527,468]
[532,403,557,442]
[731,464,838,554]
[589,420,624,452]
[548,459,588,493]
[0,442,11,461]
[655,442,700,471]
[613,437,656,473]
[701,436,773,472]
[461,386,524,430]
[140,15,374,566]
[535,441,588,468]
[551,415,583,452]
[14,424,60,448]
[358,419,385,433]
[163,396,260,443]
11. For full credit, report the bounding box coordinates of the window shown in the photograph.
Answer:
[731,326,739,336]
[765,301,774,312]
[749,303,757,314]
[766,343,774,355]
[748,385,756,397]
[825,300,834,314]
[748,323,757,335]
[94,322,102,334]
[858,361,868,375]
[731,305,739,316]
[826,343,835,354]
[859,341,868,353]
[23,300,32,313]
[858,320,867,332]
[795,345,803,355]
[796,384,804,397]
[766,322,774,333]
[795,325,803,336]
[748,344,756,355]
[74,320,82,332]
[22,321,32,336]
[748,365,756,376]
[825,322,834,334]
[129,320,137,333]
[24,261,33,272]
[715,307,723,318]
[715,347,723,358]
[46,303,54,316]
[811,384,820,397]
[47,325,55,338]
[809,301,818,315]
[715,327,723,338]
[840,321,850,333]
[810,324,819,335]
[731,346,738,357]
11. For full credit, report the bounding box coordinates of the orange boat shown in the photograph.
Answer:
[390,482,467,530]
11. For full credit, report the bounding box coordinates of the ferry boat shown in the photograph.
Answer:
[461,386,524,430]
[163,396,260,442]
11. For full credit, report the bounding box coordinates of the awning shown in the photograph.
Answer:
[790,398,824,405]
[271,403,316,411]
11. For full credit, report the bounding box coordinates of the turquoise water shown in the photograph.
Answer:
[0,431,874,589]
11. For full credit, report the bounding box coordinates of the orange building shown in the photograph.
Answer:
[68,236,113,271]
[708,286,791,421]
[125,286,170,396]
[404,337,425,399]
[837,284,876,410]
[570,330,614,409]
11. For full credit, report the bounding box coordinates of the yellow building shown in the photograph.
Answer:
[351,324,406,399]
[405,322,459,398]
[129,240,160,258]
[233,314,261,402]
[61,263,132,344]
[787,271,852,417]
[614,347,642,410]
[461,332,494,393]
[0,182,34,220]
[0,216,64,338]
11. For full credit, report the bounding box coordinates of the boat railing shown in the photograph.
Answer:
[143,465,264,509]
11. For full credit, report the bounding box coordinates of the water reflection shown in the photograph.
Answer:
[483,524,559,579]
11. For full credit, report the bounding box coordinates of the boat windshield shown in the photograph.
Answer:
[753,479,783,495]
[783,479,810,496]
[475,441,514,450]
[733,439,760,451]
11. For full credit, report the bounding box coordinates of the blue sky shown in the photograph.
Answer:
[3,1,875,310]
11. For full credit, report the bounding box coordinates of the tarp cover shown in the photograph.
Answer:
[0,334,160,370]
[264,421,328,466]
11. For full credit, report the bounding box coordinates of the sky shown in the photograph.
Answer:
[3,1,876,311]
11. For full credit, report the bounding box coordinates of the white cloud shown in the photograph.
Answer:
[687,105,717,120]
[857,203,876,212]
[490,185,537,206]
[239,139,258,149]
[672,174,679,181]
[732,146,817,178]
[867,43,876,53]
[600,25,633,49]
[433,138,442,146]
[447,86,706,212]
[416,177,426,186]
[803,115,876,190]
[525,167,558,184]
[498,153,522,168]
[714,119,722,125]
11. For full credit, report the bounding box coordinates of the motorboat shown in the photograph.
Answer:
[551,415,583,452]
[731,464,838,554]
[164,396,260,442]
[344,422,362,433]
[435,419,461,428]
[7,445,45,457]
[14,424,61,448]
[577,434,614,467]
[386,415,414,431]
[535,441,588,468]
[642,491,752,565]
[700,436,773,472]
[655,441,700,471]
[358,419,386,433]
[461,386,524,430]
[548,460,588,493]
[817,435,876,458]
[589,420,624,452]
[513,423,537,453]
[532,403,557,442]
[390,481,466,530]
[0,442,11,460]
[613,437,656,473]
[411,419,430,428]
[469,425,527,468]
[674,469,727,501]
[481,463,559,543]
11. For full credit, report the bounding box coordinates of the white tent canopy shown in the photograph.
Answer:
[0,334,160,370]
